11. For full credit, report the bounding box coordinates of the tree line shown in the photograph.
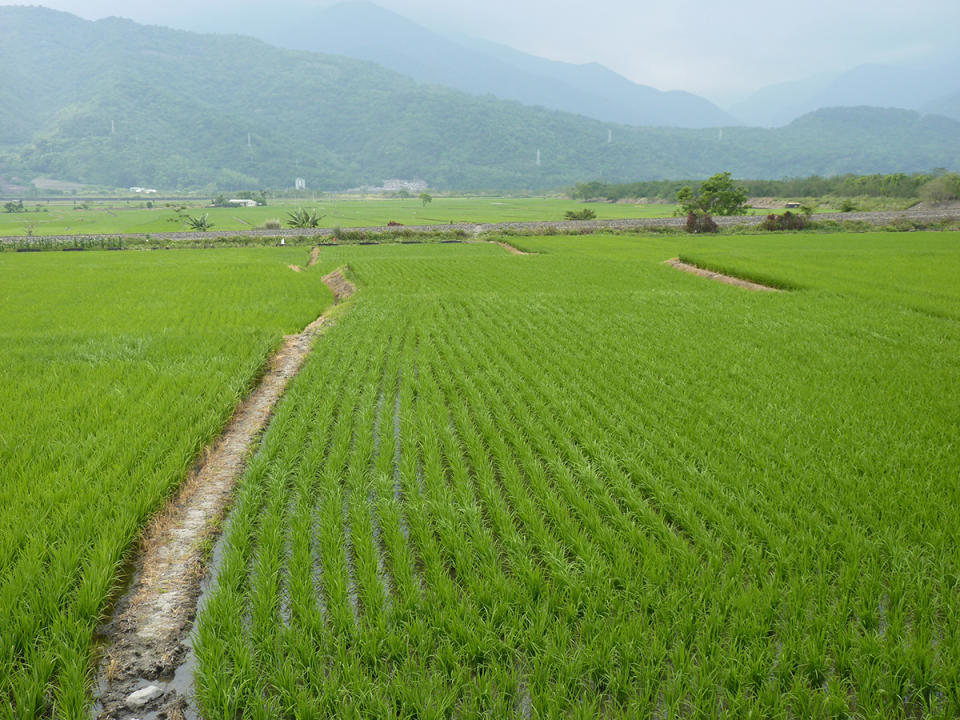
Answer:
[570,172,960,201]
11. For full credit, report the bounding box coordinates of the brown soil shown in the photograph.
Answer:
[665,258,779,292]
[493,240,530,256]
[307,246,322,267]
[288,264,302,273]
[92,272,353,719]
[321,267,356,303]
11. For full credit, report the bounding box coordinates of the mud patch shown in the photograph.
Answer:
[666,258,779,292]
[321,267,356,303]
[307,246,322,267]
[92,274,352,719]
[288,264,303,273]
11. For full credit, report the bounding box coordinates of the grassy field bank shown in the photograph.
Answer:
[193,233,959,717]
[0,249,332,717]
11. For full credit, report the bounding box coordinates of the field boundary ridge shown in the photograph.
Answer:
[92,273,354,719]
[666,258,781,292]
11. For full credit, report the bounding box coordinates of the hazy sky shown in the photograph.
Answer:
[6,0,959,101]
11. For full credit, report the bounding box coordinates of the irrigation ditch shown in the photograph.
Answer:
[92,265,355,720]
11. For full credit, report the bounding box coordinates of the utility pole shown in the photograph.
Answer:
[536,149,541,167]
[608,129,612,143]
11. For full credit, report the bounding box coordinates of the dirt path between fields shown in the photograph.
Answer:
[290,246,324,273]
[322,267,355,302]
[666,258,779,292]
[92,269,355,720]
[493,240,530,255]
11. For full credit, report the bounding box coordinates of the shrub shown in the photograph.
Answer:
[685,211,718,233]
[760,211,808,231]
[839,199,857,213]
[185,213,214,231]
[564,208,597,220]
[261,219,282,230]
[286,208,324,228]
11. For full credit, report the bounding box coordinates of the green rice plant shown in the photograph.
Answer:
[9,231,960,717]
[187,233,960,717]
[0,247,333,718]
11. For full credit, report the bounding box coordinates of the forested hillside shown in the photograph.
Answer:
[2,7,960,191]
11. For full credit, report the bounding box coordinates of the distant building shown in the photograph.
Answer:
[785,202,801,209]
[228,199,258,207]
[381,178,427,193]
[295,177,306,190]
[129,187,157,194]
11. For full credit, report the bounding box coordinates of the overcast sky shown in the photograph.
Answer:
[6,0,959,102]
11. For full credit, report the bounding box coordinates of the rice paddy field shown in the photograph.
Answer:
[0,197,679,237]
[194,233,959,718]
[0,249,333,717]
[0,196,823,238]
[2,231,959,718]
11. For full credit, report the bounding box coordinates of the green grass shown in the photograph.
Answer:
[0,248,333,718]
[193,232,960,718]
[0,197,679,237]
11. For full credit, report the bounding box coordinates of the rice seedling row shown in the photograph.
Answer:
[194,234,960,718]
[0,248,333,718]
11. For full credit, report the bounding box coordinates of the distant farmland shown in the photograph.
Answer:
[2,232,959,718]
[0,197,679,238]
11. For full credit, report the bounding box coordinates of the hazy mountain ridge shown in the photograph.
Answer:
[733,61,960,127]
[2,7,960,191]
[185,1,739,129]
[924,91,960,122]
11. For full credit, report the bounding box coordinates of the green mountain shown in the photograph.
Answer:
[2,7,960,191]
